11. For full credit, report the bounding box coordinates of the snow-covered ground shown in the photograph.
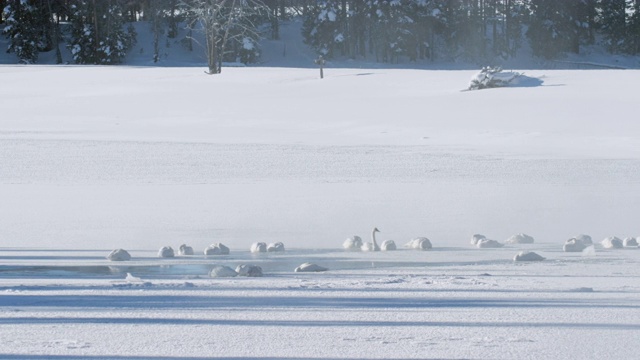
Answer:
[2,63,640,359]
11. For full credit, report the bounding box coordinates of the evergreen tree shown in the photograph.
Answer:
[301,1,343,58]
[68,0,136,64]
[598,0,628,53]
[2,0,47,63]
[526,0,580,58]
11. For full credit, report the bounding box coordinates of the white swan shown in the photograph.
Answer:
[381,239,396,251]
[405,237,432,250]
[361,227,381,251]
[250,242,267,253]
[204,243,230,255]
[602,236,623,249]
[294,262,328,272]
[470,234,486,245]
[506,233,535,244]
[235,264,263,277]
[623,237,639,247]
[158,246,175,258]
[267,242,285,252]
[178,244,194,255]
[107,248,131,261]
[513,251,545,262]
[343,235,363,250]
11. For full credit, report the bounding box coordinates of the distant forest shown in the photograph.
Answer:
[2,0,639,66]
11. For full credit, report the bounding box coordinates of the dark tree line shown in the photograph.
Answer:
[2,0,640,66]
[301,0,640,63]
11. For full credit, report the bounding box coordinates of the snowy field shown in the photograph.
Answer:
[1,66,640,359]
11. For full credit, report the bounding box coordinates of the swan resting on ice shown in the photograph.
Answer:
[563,238,588,252]
[513,251,545,262]
[178,244,194,255]
[107,249,131,261]
[623,237,639,247]
[343,235,363,250]
[209,265,238,278]
[158,246,175,258]
[236,264,263,277]
[601,236,623,249]
[251,242,267,253]
[295,262,328,272]
[405,237,432,250]
[204,243,230,255]
[267,242,285,252]
[506,233,535,244]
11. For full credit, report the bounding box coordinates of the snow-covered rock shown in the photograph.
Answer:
[178,244,194,255]
[563,238,587,252]
[575,234,593,245]
[107,248,131,261]
[209,265,238,278]
[623,237,638,247]
[381,240,397,251]
[470,234,486,245]
[476,238,503,248]
[506,233,535,244]
[406,237,432,250]
[343,235,362,250]
[294,262,328,272]
[158,246,175,258]
[250,242,267,253]
[235,264,263,277]
[267,242,285,252]
[204,243,230,255]
[601,236,623,249]
[513,251,545,262]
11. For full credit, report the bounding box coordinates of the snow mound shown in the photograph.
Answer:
[476,238,503,248]
[209,265,238,278]
[601,236,624,249]
[178,244,194,255]
[236,264,263,277]
[204,243,230,255]
[623,237,638,247]
[468,66,522,90]
[267,242,285,252]
[158,246,175,258]
[250,242,267,253]
[513,251,545,262]
[381,240,397,251]
[563,238,588,252]
[470,234,486,245]
[107,249,131,261]
[294,262,328,273]
[406,237,432,250]
[506,233,535,244]
[343,235,362,250]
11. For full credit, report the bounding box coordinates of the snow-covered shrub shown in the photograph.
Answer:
[469,66,521,90]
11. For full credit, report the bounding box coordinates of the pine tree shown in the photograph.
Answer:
[68,0,136,64]
[2,0,46,63]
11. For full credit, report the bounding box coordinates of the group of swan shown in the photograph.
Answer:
[250,242,285,253]
[343,227,431,252]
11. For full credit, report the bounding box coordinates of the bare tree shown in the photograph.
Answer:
[184,0,268,74]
